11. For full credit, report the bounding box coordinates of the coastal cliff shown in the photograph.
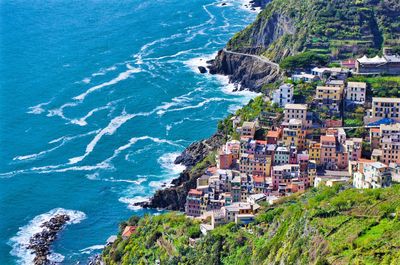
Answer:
[207,49,280,92]
[210,0,400,90]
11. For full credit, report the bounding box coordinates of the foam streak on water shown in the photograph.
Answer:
[1,0,258,263]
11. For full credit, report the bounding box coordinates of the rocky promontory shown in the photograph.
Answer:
[207,49,281,92]
[27,214,70,265]
[144,132,225,210]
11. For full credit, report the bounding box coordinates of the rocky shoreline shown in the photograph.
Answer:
[27,214,70,265]
[143,132,225,210]
[142,0,280,213]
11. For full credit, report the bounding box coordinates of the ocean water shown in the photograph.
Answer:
[0,0,257,263]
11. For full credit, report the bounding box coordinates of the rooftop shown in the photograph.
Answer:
[242,121,255,128]
[267,130,280,138]
[357,55,387,64]
[188,189,203,196]
[321,135,336,142]
[347,81,367,89]
[326,80,345,86]
[122,226,137,238]
[373,97,400,103]
[284,103,307,110]
[317,86,342,91]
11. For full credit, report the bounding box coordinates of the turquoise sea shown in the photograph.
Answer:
[0,0,257,263]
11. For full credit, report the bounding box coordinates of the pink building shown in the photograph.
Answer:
[219,153,233,169]
[266,129,282,144]
[185,189,203,217]
[320,135,348,170]
[271,164,300,190]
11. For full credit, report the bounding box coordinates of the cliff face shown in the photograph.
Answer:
[209,6,294,91]
[208,49,281,92]
[210,0,400,90]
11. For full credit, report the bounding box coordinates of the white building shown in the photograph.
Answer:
[353,162,392,189]
[283,104,308,127]
[291,73,319,83]
[272,83,294,107]
[346,82,366,104]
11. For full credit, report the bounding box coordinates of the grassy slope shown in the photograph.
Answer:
[227,0,400,61]
[102,185,400,265]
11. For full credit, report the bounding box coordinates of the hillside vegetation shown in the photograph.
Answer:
[103,185,400,265]
[227,0,400,62]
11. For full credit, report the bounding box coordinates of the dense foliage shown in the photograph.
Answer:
[348,76,400,98]
[279,51,329,70]
[103,185,400,265]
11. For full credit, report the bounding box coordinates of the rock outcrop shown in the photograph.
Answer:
[27,214,70,265]
[144,133,225,210]
[208,49,281,92]
[250,0,272,8]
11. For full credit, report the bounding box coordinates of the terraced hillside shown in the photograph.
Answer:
[102,185,400,265]
[227,0,400,61]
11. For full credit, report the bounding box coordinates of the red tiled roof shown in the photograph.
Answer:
[321,135,336,142]
[370,128,380,133]
[253,175,265,183]
[122,226,137,238]
[188,189,203,196]
[267,130,280,138]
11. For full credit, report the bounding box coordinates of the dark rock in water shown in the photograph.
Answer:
[221,2,227,6]
[27,214,70,265]
[87,254,102,265]
[198,66,207,74]
[250,0,272,8]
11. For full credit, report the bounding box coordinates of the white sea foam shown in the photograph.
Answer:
[157,97,229,116]
[13,142,65,161]
[82,77,91,84]
[13,130,100,162]
[27,101,52,115]
[80,245,105,254]
[70,105,110,126]
[184,52,217,73]
[74,66,141,101]
[119,196,149,210]
[47,101,79,120]
[48,129,100,144]
[158,152,186,175]
[68,112,137,164]
[9,208,86,265]
[237,0,262,13]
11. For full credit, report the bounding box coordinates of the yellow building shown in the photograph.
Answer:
[308,142,321,165]
[282,119,305,149]
[316,86,344,111]
[364,97,400,125]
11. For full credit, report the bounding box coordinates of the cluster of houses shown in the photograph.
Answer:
[184,55,400,231]
[292,49,400,83]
